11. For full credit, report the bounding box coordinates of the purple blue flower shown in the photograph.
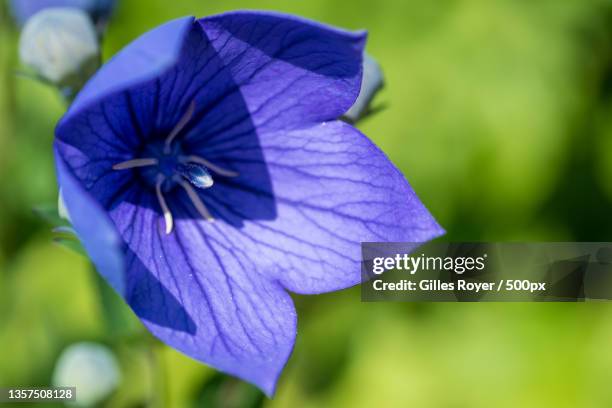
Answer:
[54,11,444,395]
[10,0,115,26]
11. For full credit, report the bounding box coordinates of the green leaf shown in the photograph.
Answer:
[52,235,87,257]
[33,203,69,228]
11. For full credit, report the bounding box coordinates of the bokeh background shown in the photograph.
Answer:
[2,0,612,407]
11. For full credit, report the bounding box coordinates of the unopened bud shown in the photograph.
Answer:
[344,53,385,123]
[58,188,72,222]
[19,7,100,97]
[52,342,120,407]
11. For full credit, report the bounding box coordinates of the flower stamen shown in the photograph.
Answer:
[164,100,196,154]
[112,158,158,170]
[155,176,174,234]
[177,163,214,189]
[179,180,214,222]
[182,155,239,178]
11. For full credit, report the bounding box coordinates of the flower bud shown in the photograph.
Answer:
[19,7,100,98]
[52,342,120,407]
[344,53,385,123]
[10,0,116,26]
[58,188,72,222]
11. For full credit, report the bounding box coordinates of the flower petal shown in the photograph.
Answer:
[61,15,194,127]
[54,147,125,295]
[195,121,444,294]
[199,11,366,132]
[107,191,295,396]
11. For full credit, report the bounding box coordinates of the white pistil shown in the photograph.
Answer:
[155,177,174,234]
[183,155,239,178]
[179,180,214,222]
[112,158,158,170]
[164,100,196,154]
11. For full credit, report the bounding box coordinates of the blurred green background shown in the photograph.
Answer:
[2,0,612,407]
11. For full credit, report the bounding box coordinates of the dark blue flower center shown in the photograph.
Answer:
[134,140,213,193]
[111,101,237,232]
[138,140,180,188]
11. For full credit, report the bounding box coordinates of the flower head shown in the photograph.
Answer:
[54,12,444,395]
[10,0,115,26]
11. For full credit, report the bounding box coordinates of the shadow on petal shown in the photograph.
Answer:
[125,248,197,335]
